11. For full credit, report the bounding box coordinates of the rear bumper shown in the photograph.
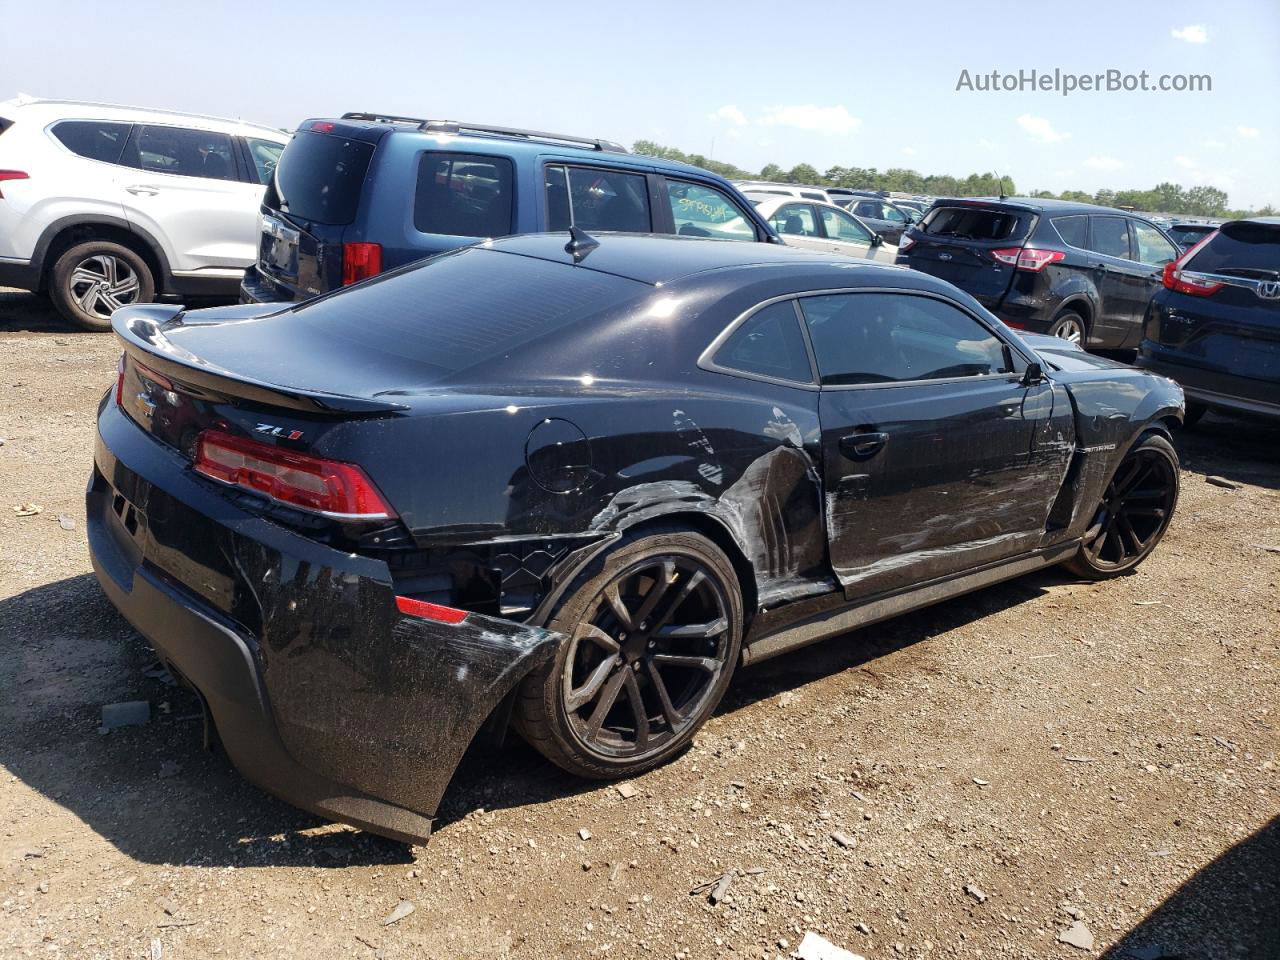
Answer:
[0,255,39,291]
[87,399,559,842]
[238,264,294,305]
[1135,345,1280,419]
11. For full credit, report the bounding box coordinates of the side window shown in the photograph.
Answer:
[1053,215,1088,248]
[712,301,813,383]
[881,203,908,223]
[1132,221,1178,266]
[126,126,236,180]
[819,207,873,244]
[666,180,756,241]
[245,137,284,186]
[770,203,818,237]
[799,293,1012,386]
[544,165,650,233]
[800,191,826,202]
[1089,216,1132,260]
[414,152,514,238]
[854,200,880,219]
[50,121,132,164]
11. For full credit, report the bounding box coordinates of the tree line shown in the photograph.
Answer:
[633,140,1273,219]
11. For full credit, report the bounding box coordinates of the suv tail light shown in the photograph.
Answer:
[991,247,1065,272]
[897,234,916,252]
[395,596,469,625]
[342,242,382,286]
[194,429,395,520]
[0,169,29,199]
[1161,232,1223,297]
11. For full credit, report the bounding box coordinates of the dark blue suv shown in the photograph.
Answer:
[241,113,782,303]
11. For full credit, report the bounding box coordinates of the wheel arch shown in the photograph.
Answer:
[33,215,172,293]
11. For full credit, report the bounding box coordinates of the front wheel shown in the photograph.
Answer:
[1048,310,1088,345]
[1063,433,1179,580]
[515,529,743,779]
[50,241,154,332]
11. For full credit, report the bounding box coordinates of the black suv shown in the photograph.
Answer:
[241,113,780,304]
[896,198,1180,349]
[1136,218,1280,423]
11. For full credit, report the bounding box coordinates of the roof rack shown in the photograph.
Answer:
[339,112,627,152]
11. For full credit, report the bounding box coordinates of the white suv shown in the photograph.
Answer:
[0,97,289,330]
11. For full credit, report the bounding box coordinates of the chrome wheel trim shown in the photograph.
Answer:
[1050,315,1085,344]
[67,255,141,319]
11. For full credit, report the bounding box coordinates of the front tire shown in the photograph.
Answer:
[1048,308,1088,346]
[515,528,743,779]
[50,241,154,332]
[1063,432,1179,580]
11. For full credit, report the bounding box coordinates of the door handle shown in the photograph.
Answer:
[839,431,889,460]
[126,185,159,196]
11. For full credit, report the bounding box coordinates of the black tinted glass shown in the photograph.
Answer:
[714,301,812,383]
[1089,216,1131,259]
[291,248,644,379]
[127,126,236,180]
[800,293,1011,386]
[272,131,374,225]
[51,120,131,163]
[923,206,1024,241]
[415,152,514,238]
[548,166,651,233]
[1052,215,1088,248]
[1188,223,1280,275]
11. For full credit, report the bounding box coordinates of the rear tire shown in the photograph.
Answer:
[1063,432,1179,580]
[1048,308,1088,346]
[50,241,154,332]
[515,528,743,780]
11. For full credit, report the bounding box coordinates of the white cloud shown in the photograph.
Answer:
[1016,114,1069,143]
[757,104,861,135]
[1171,24,1208,44]
[1174,155,1197,168]
[710,105,746,126]
[1237,125,1260,138]
[1202,139,1225,149]
[1085,155,1123,171]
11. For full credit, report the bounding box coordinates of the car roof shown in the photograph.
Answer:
[0,95,287,139]
[935,196,1142,217]
[749,194,874,217]
[483,232,917,287]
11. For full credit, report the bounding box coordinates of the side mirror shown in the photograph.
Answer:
[1021,361,1045,386]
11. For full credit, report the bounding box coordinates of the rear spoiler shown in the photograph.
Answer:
[111,305,409,415]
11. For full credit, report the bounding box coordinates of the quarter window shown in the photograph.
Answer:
[1089,216,1132,260]
[713,301,813,383]
[799,293,1012,386]
[50,121,132,164]
[1052,215,1088,248]
[415,152,514,238]
[1131,222,1178,266]
[882,203,908,223]
[245,137,285,186]
[818,207,874,244]
[545,165,651,233]
[770,203,819,237]
[127,126,237,180]
[666,181,756,241]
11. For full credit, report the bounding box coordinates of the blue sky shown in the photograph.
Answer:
[3,0,1276,208]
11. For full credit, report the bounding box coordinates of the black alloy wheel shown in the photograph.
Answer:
[516,530,742,778]
[1065,433,1179,579]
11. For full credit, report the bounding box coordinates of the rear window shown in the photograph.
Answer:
[1052,215,1088,248]
[290,247,645,379]
[50,120,132,164]
[0,116,12,137]
[414,152,514,237]
[271,130,374,225]
[1188,222,1280,276]
[922,206,1026,241]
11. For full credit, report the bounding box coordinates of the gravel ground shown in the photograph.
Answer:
[1,288,1277,960]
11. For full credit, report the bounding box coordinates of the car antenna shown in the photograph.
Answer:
[998,175,1008,200]
[565,225,600,263]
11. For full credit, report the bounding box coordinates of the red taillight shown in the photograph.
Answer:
[341,242,382,286]
[0,169,28,199]
[193,429,395,520]
[898,234,916,252]
[310,121,335,133]
[991,247,1066,272]
[1002,319,1027,329]
[395,596,469,625]
[114,353,126,407]
[1161,232,1223,297]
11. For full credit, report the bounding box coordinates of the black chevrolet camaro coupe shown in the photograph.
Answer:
[89,233,1184,843]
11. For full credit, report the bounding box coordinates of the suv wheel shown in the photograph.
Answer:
[1048,309,1087,345]
[50,241,154,332]
[515,528,743,779]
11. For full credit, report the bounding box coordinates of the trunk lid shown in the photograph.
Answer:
[903,202,1035,307]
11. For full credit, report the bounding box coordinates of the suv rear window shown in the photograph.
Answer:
[291,247,645,379]
[415,152,514,238]
[271,130,374,225]
[921,206,1025,241]
[50,120,132,164]
[1187,222,1280,276]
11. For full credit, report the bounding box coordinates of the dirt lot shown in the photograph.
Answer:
[1,287,1277,960]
